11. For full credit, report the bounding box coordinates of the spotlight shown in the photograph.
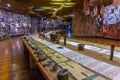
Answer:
[54,8,58,11]
[7,3,11,7]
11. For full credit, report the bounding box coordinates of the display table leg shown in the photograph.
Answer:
[110,45,115,61]
[64,36,66,45]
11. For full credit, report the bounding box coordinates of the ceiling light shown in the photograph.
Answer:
[63,5,73,7]
[65,3,75,5]
[7,3,11,7]
[41,7,52,9]
[54,8,58,11]
[69,14,74,17]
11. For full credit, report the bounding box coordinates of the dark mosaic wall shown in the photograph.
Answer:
[0,9,39,36]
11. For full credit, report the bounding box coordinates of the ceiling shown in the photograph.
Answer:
[0,0,113,18]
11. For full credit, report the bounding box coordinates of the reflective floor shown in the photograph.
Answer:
[0,38,31,80]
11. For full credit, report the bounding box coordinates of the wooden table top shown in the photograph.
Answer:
[23,39,74,80]
[23,38,108,80]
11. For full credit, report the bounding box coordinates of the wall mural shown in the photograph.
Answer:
[38,18,68,32]
[0,9,39,37]
[72,0,120,39]
[101,4,120,39]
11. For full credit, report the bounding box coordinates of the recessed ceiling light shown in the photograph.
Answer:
[7,3,11,7]
[41,7,52,9]
[54,8,58,11]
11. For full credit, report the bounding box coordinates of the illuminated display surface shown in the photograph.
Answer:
[104,5,120,24]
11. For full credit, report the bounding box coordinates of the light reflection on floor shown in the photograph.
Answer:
[0,38,31,80]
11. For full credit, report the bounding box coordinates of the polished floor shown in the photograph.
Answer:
[0,38,31,80]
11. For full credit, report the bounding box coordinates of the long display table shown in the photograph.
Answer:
[23,35,109,80]
[32,34,120,80]
[23,39,74,80]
